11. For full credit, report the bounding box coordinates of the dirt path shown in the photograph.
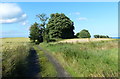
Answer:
[25,48,41,78]
[37,45,71,77]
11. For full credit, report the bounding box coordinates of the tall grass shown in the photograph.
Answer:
[1,38,31,77]
[1,38,57,77]
[40,40,118,77]
[34,46,57,77]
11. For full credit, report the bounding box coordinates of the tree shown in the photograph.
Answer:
[76,33,79,37]
[46,13,74,39]
[36,13,49,42]
[29,22,43,43]
[74,32,79,38]
[94,35,98,38]
[78,29,91,38]
[94,35,109,38]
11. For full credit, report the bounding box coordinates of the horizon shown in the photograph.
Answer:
[0,2,118,38]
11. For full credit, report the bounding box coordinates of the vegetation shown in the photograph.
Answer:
[76,29,91,38]
[1,38,57,77]
[94,35,109,38]
[40,40,118,77]
[46,13,74,39]
[36,13,49,42]
[34,46,57,77]
[29,22,43,43]
[1,38,31,77]
[30,13,75,44]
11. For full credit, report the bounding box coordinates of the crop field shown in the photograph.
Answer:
[1,38,31,77]
[40,40,119,77]
[59,38,114,43]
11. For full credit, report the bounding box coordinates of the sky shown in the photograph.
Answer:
[1,0,119,2]
[0,2,118,38]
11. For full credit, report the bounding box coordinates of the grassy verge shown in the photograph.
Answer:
[40,40,118,77]
[33,46,57,77]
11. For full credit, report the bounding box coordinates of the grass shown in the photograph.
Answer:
[1,37,57,77]
[1,37,31,77]
[40,40,118,77]
[1,37,118,77]
[33,46,57,77]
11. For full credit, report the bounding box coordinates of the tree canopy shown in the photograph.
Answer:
[46,13,74,39]
[29,22,43,43]
[78,29,91,38]
[36,13,49,42]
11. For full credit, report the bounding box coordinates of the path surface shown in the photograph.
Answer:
[25,48,41,78]
[37,45,71,77]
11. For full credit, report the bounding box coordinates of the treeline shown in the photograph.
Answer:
[29,13,74,44]
[29,13,109,44]
[94,35,109,38]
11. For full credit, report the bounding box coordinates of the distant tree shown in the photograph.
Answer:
[94,35,97,38]
[78,29,91,38]
[75,32,80,38]
[29,22,43,44]
[36,13,49,42]
[106,35,109,38]
[46,13,74,39]
[94,35,109,38]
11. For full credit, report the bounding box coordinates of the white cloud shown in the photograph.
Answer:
[0,3,27,24]
[21,20,28,26]
[69,12,80,15]
[74,12,80,15]
[77,17,88,21]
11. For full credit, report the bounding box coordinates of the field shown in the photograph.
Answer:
[41,39,118,77]
[1,37,119,77]
[1,37,57,77]
[59,38,114,43]
[1,38,31,77]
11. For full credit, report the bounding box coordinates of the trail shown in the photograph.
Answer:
[37,45,71,77]
[24,48,41,78]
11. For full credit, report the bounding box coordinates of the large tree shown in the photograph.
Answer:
[29,22,43,43]
[36,13,49,42]
[78,29,91,38]
[46,13,74,39]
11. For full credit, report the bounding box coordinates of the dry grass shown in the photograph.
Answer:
[59,38,114,43]
[1,37,30,77]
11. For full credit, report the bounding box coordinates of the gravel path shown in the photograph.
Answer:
[37,45,71,77]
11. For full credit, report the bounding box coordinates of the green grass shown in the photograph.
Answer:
[1,38,31,77]
[40,40,118,77]
[34,46,57,77]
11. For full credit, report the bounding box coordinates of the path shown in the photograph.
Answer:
[37,45,71,77]
[25,48,41,78]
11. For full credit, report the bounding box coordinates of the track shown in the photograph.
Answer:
[37,45,71,77]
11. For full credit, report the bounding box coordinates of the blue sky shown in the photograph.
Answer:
[0,2,118,38]
[1,0,119,2]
